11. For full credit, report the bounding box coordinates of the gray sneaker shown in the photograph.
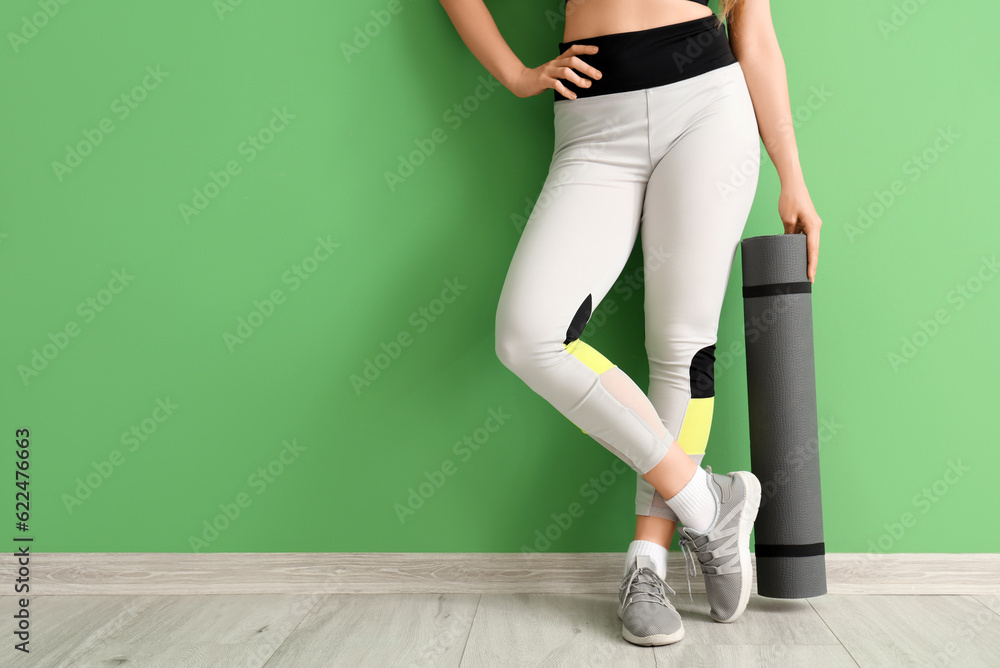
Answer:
[676,465,762,623]
[617,554,684,646]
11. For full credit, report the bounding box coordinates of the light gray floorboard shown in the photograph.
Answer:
[660,644,860,666]
[809,594,1000,667]
[975,593,1000,616]
[4,595,158,668]
[10,593,998,667]
[461,591,844,667]
[261,593,479,668]
[461,593,656,667]
[63,594,316,668]
[670,591,841,646]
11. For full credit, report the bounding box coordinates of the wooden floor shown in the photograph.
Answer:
[14,591,1000,667]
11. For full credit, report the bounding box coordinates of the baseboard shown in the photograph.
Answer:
[25,552,999,596]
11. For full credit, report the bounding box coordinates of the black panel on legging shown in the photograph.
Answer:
[564,293,592,344]
[689,344,716,399]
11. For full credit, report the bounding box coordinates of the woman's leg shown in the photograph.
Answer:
[634,62,762,546]
[495,91,680,477]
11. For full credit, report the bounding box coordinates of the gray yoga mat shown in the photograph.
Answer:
[740,234,827,598]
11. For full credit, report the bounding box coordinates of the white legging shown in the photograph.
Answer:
[495,61,760,521]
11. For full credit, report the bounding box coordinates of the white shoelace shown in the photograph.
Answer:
[620,565,676,609]
[678,513,743,601]
[678,533,703,603]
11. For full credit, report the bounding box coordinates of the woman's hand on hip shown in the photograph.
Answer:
[509,44,602,100]
[778,182,822,283]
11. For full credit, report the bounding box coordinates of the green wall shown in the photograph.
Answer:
[1,1,997,554]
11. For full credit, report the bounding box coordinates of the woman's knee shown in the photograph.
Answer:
[494,315,534,374]
[495,316,566,379]
[494,330,522,372]
[647,338,718,390]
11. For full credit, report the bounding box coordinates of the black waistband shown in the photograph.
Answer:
[554,14,736,102]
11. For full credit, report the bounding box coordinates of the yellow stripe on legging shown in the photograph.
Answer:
[564,339,616,375]
[676,396,714,455]
[563,339,617,434]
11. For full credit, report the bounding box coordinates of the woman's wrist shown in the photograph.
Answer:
[777,161,805,190]
[499,63,529,94]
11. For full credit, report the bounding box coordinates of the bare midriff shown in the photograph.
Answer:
[562,0,715,43]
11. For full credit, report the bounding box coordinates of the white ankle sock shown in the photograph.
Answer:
[625,539,668,581]
[664,466,718,533]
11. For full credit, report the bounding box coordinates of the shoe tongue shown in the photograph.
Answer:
[711,475,725,504]
[635,554,654,572]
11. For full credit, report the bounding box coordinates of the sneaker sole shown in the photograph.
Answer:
[712,470,762,623]
[622,624,685,646]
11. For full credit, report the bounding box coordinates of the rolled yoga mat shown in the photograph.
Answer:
[740,233,827,598]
